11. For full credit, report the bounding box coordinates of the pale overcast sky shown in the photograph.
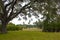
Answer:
[5,0,43,25]
[11,14,43,25]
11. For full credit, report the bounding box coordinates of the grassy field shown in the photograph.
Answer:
[0,31,60,40]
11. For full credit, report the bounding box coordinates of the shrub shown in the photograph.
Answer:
[7,25,23,31]
[43,22,60,32]
[7,23,23,31]
[0,23,23,31]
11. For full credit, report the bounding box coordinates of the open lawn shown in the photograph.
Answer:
[0,31,60,40]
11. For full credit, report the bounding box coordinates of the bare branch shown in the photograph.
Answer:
[5,0,14,9]
[9,2,31,21]
[8,0,17,17]
[0,0,7,14]
[0,13,4,21]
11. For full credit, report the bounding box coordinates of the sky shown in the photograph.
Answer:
[11,14,43,25]
[4,0,43,25]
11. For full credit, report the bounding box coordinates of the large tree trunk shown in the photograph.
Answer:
[0,21,8,34]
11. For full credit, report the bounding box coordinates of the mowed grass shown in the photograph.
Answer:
[0,31,60,40]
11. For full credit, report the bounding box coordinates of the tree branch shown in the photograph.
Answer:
[5,0,14,9]
[8,0,17,17]
[0,13,5,21]
[0,0,9,20]
[0,0,7,15]
[8,2,31,21]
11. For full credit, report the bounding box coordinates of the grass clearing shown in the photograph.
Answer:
[0,31,60,40]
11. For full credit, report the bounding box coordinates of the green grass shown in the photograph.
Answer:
[0,31,60,40]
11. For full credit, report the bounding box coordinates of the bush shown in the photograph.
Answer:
[0,23,23,31]
[43,22,60,32]
[7,23,23,31]
[7,25,23,31]
[8,26,23,31]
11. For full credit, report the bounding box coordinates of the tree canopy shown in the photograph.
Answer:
[0,0,60,33]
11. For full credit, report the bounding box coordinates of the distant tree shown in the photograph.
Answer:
[34,20,43,29]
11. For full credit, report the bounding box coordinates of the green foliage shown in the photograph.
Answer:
[7,23,23,31]
[0,23,23,31]
[43,21,60,32]
[7,25,22,31]
[30,0,60,32]
[34,21,43,29]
